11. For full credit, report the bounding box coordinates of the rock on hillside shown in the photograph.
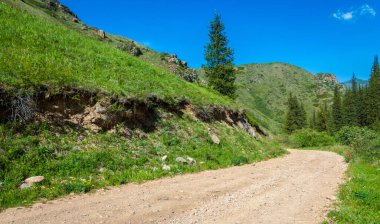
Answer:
[315,73,345,93]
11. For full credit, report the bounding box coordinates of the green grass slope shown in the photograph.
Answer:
[0,114,284,210]
[236,63,342,133]
[0,2,231,107]
[3,0,196,82]
[0,2,286,210]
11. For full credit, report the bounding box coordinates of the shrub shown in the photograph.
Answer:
[290,129,335,148]
[231,156,249,166]
[335,126,377,150]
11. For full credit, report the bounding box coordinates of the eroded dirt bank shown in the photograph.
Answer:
[0,150,347,224]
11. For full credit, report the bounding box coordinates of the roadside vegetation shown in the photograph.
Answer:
[0,114,284,211]
[285,127,380,223]
[283,56,380,223]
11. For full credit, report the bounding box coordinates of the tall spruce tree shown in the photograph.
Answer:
[332,85,343,131]
[342,74,358,126]
[356,86,367,126]
[316,103,330,132]
[309,109,317,129]
[300,103,307,129]
[203,13,236,98]
[367,55,380,124]
[284,94,307,133]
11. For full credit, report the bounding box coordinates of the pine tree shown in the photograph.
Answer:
[367,55,380,124]
[316,103,330,132]
[299,103,307,129]
[356,86,367,126]
[284,94,307,133]
[342,74,358,126]
[332,85,343,131]
[203,13,236,98]
[309,109,317,129]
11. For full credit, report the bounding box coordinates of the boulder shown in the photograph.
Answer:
[185,156,196,165]
[181,61,188,67]
[97,30,106,39]
[176,157,187,164]
[167,55,179,64]
[130,47,142,57]
[20,176,45,189]
[162,164,171,171]
[95,105,106,113]
[118,127,132,139]
[20,183,33,190]
[25,176,45,184]
[161,155,168,161]
[72,18,79,23]
[210,133,220,145]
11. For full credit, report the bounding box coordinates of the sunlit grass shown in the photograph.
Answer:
[0,3,234,107]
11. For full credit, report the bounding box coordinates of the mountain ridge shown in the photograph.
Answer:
[235,63,343,133]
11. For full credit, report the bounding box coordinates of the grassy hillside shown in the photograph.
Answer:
[0,1,286,210]
[236,63,342,133]
[3,0,197,82]
[0,114,284,210]
[0,2,230,107]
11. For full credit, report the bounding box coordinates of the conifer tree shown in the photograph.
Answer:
[309,109,317,129]
[367,55,380,124]
[284,94,307,133]
[356,86,367,126]
[342,75,358,126]
[203,13,236,98]
[316,103,330,132]
[332,85,343,131]
[299,103,307,129]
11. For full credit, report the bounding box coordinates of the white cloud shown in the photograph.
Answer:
[360,4,376,16]
[333,4,376,21]
[333,11,354,21]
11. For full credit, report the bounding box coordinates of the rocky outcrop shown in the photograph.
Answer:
[97,30,106,39]
[119,41,142,57]
[46,0,78,19]
[160,54,198,82]
[167,54,180,64]
[194,106,268,139]
[0,87,266,140]
[315,73,339,85]
[315,73,345,95]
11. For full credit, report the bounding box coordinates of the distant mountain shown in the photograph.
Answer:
[197,63,344,133]
[234,64,344,133]
[341,78,368,89]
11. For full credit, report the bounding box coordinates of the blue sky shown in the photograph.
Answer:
[60,0,380,82]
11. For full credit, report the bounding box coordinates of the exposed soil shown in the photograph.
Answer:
[0,150,347,224]
[0,86,264,138]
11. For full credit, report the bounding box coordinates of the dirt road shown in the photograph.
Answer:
[0,150,347,224]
